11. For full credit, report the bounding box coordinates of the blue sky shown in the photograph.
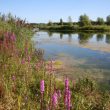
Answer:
[0,0,110,23]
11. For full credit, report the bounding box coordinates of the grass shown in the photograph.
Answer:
[0,14,110,110]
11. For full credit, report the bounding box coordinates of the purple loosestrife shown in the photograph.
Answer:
[64,77,69,106]
[52,91,58,108]
[21,58,25,64]
[65,94,68,107]
[40,80,45,94]
[40,80,45,110]
[6,32,15,42]
[65,78,69,92]
[11,33,16,42]
[64,78,72,110]
[67,89,71,110]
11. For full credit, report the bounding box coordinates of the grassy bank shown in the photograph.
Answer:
[0,14,110,110]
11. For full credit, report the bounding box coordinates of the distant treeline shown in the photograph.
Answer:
[33,14,110,32]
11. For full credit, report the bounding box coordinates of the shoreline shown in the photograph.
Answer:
[38,25,110,33]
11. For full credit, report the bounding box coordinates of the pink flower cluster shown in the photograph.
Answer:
[40,80,45,94]
[0,32,17,55]
[52,91,58,107]
[5,32,16,42]
[39,77,72,110]
[65,78,71,110]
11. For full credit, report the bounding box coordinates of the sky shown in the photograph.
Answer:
[0,0,110,23]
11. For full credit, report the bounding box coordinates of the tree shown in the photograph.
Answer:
[60,18,63,25]
[68,16,73,26]
[106,15,110,25]
[48,20,53,26]
[97,17,104,25]
[79,14,91,26]
[1,14,6,21]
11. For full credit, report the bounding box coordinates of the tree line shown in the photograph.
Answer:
[47,14,110,27]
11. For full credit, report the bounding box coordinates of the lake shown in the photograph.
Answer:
[32,31,110,86]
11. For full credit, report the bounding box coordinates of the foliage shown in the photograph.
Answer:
[79,14,91,27]
[106,15,110,25]
[60,18,63,26]
[97,17,105,25]
[48,20,53,26]
[68,16,73,26]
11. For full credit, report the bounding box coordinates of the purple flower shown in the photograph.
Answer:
[65,78,69,91]
[52,92,58,107]
[40,80,45,93]
[12,33,16,41]
[11,33,16,42]
[21,58,25,64]
[65,89,71,110]
[67,89,71,110]
[65,94,68,106]
[27,56,31,63]
[64,77,71,110]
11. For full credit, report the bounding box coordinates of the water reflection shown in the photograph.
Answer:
[46,32,110,45]
[68,34,72,42]
[47,31,53,37]
[96,34,104,42]
[60,33,63,39]
[106,34,110,44]
[78,33,93,44]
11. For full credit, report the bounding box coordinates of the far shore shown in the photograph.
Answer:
[38,25,110,33]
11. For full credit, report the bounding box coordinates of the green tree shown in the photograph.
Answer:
[1,14,6,21]
[48,20,53,26]
[68,16,73,26]
[106,15,110,25]
[97,17,104,25]
[60,18,63,25]
[79,14,91,27]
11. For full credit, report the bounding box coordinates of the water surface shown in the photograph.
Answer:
[32,31,110,85]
